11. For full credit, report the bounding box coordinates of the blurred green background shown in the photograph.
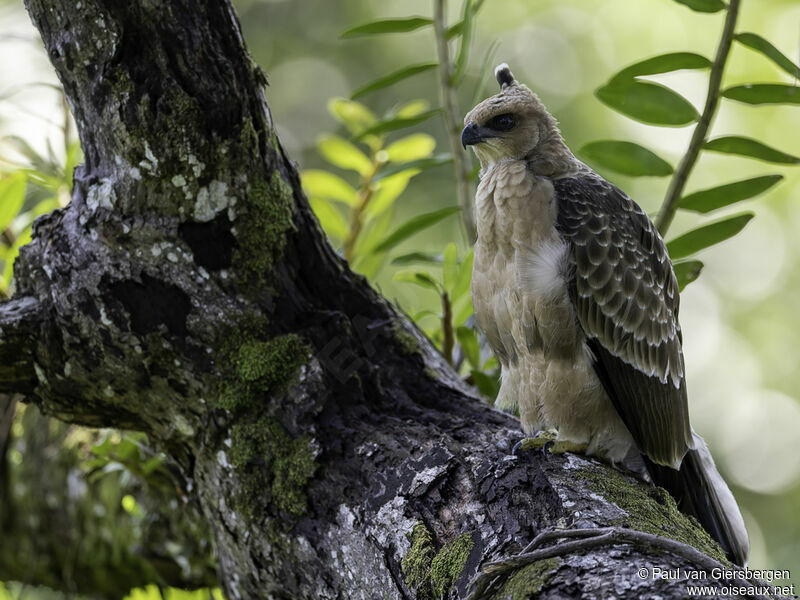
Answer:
[1,0,799,596]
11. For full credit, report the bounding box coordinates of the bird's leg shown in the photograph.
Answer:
[514,431,589,457]
[511,430,554,456]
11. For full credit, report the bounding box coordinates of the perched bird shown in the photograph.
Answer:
[462,63,749,565]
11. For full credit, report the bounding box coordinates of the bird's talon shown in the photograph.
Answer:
[542,440,555,458]
[511,439,524,456]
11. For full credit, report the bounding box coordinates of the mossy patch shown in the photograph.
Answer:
[577,465,727,562]
[495,558,560,600]
[431,533,474,597]
[229,416,317,516]
[215,332,309,411]
[402,523,435,600]
[213,314,315,517]
[233,174,296,289]
[400,527,474,599]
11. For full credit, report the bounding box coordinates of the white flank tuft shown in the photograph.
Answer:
[516,238,570,300]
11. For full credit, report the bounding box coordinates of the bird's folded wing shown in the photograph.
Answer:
[553,173,692,468]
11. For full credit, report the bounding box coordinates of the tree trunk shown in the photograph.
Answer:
[1,1,755,598]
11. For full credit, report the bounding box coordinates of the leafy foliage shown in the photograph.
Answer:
[303,98,456,278]
[584,0,800,288]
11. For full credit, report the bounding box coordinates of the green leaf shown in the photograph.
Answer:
[328,98,377,136]
[394,100,430,119]
[412,309,439,322]
[0,173,27,232]
[450,0,474,85]
[356,110,441,139]
[385,134,436,163]
[611,52,712,82]
[678,175,783,213]
[391,252,442,266]
[373,206,461,253]
[309,197,349,242]
[302,169,359,207]
[470,369,500,399]
[453,246,473,301]
[703,136,800,164]
[735,33,800,79]
[443,243,458,291]
[672,0,726,13]
[446,0,486,39]
[673,260,704,291]
[354,210,392,257]
[340,17,433,38]
[722,84,800,105]
[456,326,481,369]
[316,135,373,176]
[578,141,673,177]
[393,270,441,292]
[666,213,754,260]
[1,135,56,176]
[596,79,699,126]
[366,169,420,218]
[374,154,452,181]
[452,293,473,328]
[351,63,438,99]
[141,456,165,476]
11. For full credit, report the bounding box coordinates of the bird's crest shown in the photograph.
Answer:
[494,63,516,89]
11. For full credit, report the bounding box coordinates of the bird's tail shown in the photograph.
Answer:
[645,431,749,566]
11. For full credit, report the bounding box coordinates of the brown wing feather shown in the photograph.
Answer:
[554,173,692,468]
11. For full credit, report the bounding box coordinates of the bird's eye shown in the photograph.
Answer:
[486,113,516,132]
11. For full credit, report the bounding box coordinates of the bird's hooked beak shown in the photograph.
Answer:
[461,122,495,149]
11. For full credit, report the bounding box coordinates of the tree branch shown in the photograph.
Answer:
[0,297,42,395]
[656,0,741,235]
[469,527,777,600]
[8,1,748,597]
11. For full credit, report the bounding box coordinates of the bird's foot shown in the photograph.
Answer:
[514,433,588,458]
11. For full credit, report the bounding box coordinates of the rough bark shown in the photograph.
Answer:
[1,0,756,598]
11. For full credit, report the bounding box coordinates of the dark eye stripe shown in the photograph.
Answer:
[486,113,516,132]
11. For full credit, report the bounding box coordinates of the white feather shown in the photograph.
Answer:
[516,238,570,300]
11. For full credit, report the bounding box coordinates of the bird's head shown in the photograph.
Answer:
[462,63,568,173]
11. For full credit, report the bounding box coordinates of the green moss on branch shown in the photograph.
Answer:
[229,416,317,516]
[494,558,560,600]
[430,532,474,597]
[233,175,296,289]
[402,523,435,599]
[577,465,727,562]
